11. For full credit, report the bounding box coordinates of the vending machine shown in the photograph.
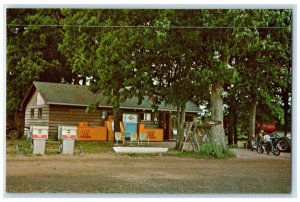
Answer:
[122,114,138,139]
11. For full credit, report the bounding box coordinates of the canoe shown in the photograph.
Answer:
[113,147,168,154]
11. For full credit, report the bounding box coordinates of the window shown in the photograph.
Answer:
[141,112,151,121]
[101,111,107,120]
[38,108,42,118]
[30,109,34,118]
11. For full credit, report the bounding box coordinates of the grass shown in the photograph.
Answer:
[126,149,236,159]
[6,137,33,156]
[5,136,61,156]
[6,138,236,159]
[125,150,215,159]
[75,141,114,154]
[166,150,215,159]
[6,137,115,156]
[166,149,236,159]
[127,153,163,157]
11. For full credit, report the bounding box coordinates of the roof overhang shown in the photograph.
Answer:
[21,82,200,114]
[46,102,199,113]
[21,82,36,109]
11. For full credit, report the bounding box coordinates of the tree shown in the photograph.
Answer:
[6,9,73,119]
[59,9,155,132]
[210,10,292,147]
[196,10,241,150]
[7,9,291,149]
[135,10,209,149]
[232,10,292,141]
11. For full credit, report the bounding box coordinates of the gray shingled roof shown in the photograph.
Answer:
[25,81,200,113]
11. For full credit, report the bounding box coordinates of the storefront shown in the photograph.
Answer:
[22,81,200,140]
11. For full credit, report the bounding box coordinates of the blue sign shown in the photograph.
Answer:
[123,114,138,138]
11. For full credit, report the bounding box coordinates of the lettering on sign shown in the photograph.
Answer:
[80,129,91,139]
[147,131,156,139]
[128,115,135,120]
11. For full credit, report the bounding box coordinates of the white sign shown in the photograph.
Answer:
[31,126,49,139]
[123,114,138,123]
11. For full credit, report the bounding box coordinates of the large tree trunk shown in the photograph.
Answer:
[175,103,186,150]
[227,100,236,146]
[210,84,226,149]
[248,96,257,145]
[113,103,121,132]
[233,116,238,145]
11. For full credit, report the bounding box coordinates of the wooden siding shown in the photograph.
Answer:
[24,103,198,140]
[27,90,38,106]
[37,92,46,105]
[24,105,50,136]
[48,105,107,138]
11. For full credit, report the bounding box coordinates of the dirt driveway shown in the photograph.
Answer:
[5,148,291,195]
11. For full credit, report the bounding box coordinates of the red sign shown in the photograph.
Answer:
[61,134,76,139]
[32,134,47,139]
[79,129,92,139]
[147,131,156,139]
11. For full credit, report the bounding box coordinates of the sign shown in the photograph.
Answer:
[31,126,48,139]
[59,126,77,140]
[145,130,163,142]
[123,114,138,138]
[139,124,163,142]
[77,126,107,141]
[123,114,138,123]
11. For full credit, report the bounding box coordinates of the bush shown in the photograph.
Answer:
[199,143,236,158]
[168,143,236,159]
[6,137,33,156]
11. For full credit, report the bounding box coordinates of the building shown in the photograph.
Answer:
[21,81,200,140]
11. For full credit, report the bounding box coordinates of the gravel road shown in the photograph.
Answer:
[5,148,292,195]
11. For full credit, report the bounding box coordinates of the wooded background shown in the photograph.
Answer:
[6,9,291,150]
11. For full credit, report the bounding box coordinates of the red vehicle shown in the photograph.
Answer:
[256,122,276,133]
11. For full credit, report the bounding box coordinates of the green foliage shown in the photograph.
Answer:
[167,151,213,159]
[59,10,155,131]
[6,137,32,156]
[168,144,236,159]
[6,138,115,156]
[199,143,236,158]
[199,142,213,156]
[7,138,236,159]
[229,144,238,148]
[7,9,73,118]
[6,9,291,144]
[75,141,114,153]
[126,153,160,157]
[222,9,292,137]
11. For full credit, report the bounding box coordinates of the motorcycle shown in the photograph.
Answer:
[250,138,258,151]
[257,134,281,156]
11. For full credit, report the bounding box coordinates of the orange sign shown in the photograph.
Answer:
[139,124,163,142]
[77,127,107,141]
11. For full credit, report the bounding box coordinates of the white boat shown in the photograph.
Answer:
[113,147,168,154]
